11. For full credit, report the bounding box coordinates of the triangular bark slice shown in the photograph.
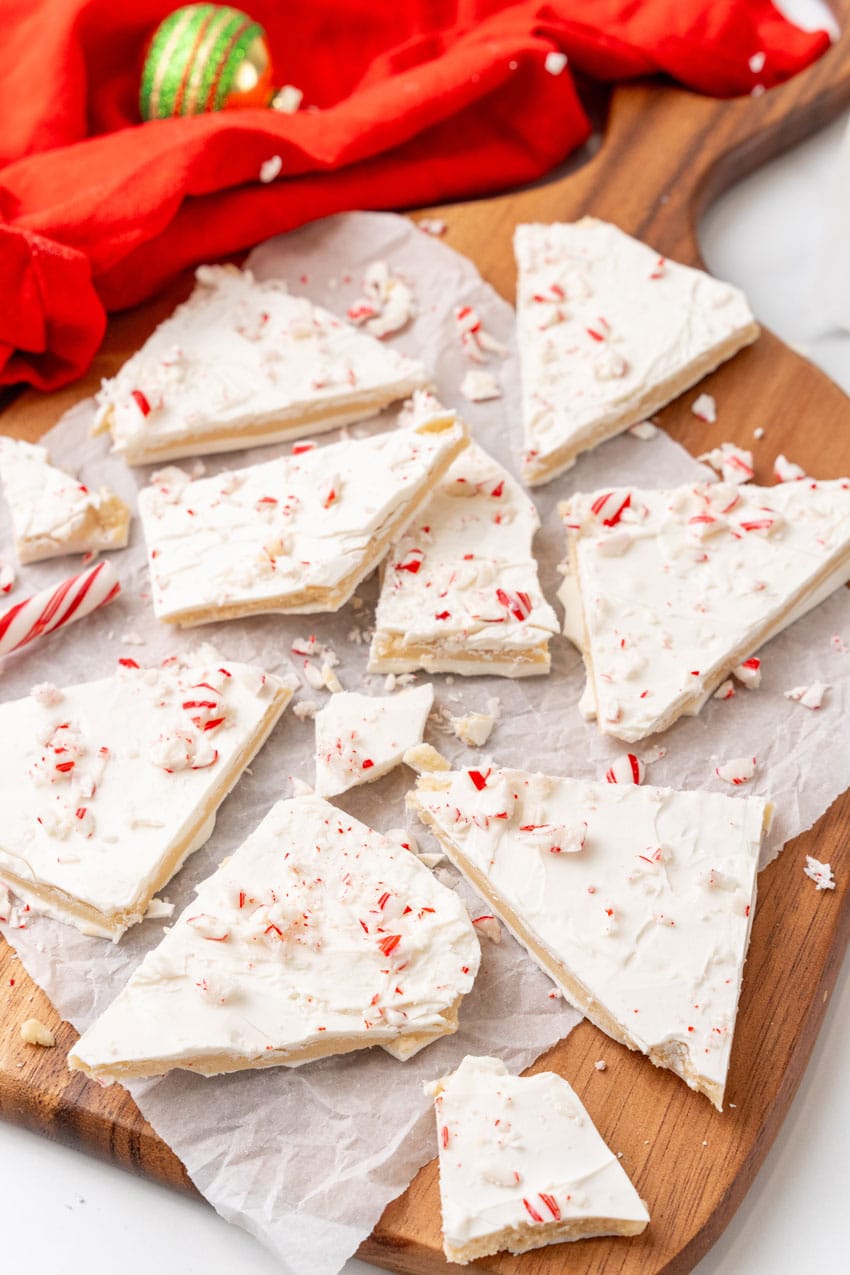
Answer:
[314,684,433,797]
[409,767,769,1108]
[559,477,850,742]
[69,795,480,1082]
[369,400,558,676]
[428,1055,649,1263]
[0,651,293,939]
[515,219,758,485]
[93,265,430,465]
[138,411,467,626]
[0,437,130,564]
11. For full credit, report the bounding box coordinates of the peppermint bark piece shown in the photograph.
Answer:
[93,265,429,465]
[0,438,129,564]
[369,402,557,676]
[69,795,480,1081]
[314,684,433,797]
[515,219,758,485]
[138,411,467,626]
[560,478,850,742]
[409,767,769,1109]
[428,1055,648,1263]
[0,652,293,940]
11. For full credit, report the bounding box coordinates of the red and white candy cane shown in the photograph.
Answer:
[0,560,120,658]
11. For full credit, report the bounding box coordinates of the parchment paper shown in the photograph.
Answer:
[1,212,849,1275]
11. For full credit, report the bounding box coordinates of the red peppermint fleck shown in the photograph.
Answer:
[131,389,151,416]
[467,769,491,791]
[238,891,247,909]
[522,1198,544,1223]
[490,481,504,498]
[441,1125,450,1149]
[55,761,75,774]
[291,441,316,456]
[395,548,424,574]
[539,1193,561,1220]
[118,657,140,669]
[361,759,375,770]
[434,610,451,621]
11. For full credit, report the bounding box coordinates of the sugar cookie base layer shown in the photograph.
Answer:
[559,477,850,742]
[369,400,558,676]
[0,437,129,563]
[515,219,758,485]
[93,265,429,465]
[409,768,768,1108]
[69,795,480,1081]
[138,412,467,626]
[428,1055,648,1263]
[0,652,292,940]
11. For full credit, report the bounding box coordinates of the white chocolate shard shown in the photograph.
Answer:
[20,1018,56,1047]
[428,1055,648,1264]
[93,264,429,465]
[314,684,434,797]
[514,219,757,484]
[0,438,130,564]
[68,795,480,1082]
[0,652,293,940]
[369,397,557,677]
[138,411,467,626]
[409,766,769,1109]
[560,478,850,742]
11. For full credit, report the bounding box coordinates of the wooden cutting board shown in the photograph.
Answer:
[2,14,850,1273]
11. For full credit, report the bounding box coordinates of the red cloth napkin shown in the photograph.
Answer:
[0,0,829,390]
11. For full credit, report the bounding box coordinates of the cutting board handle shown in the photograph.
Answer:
[559,6,850,264]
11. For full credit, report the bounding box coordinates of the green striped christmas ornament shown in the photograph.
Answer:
[139,4,273,121]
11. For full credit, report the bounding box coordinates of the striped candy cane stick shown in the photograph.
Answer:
[0,560,120,658]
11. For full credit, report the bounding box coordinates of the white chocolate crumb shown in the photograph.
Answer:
[749,51,766,73]
[627,420,658,440]
[20,1018,55,1047]
[293,699,318,721]
[417,218,447,237]
[450,709,498,748]
[321,663,343,693]
[804,856,835,891]
[754,427,765,440]
[272,84,303,115]
[120,632,146,646]
[460,370,502,402]
[594,1060,607,1072]
[259,155,283,184]
[544,50,568,75]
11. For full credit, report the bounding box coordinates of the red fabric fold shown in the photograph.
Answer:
[0,0,830,390]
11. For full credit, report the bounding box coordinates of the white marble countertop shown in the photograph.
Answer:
[1,92,848,1275]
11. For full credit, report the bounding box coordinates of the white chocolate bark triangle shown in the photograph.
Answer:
[560,477,850,742]
[515,219,758,485]
[409,767,769,1108]
[0,437,129,564]
[428,1055,649,1264]
[368,399,558,677]
[93,265,430,465]
[314,684,433,797]
[0,651,293,940]
[69,795,480,1082]
[138,412,467,626]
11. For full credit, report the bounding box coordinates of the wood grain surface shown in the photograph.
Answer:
[3,11,850,1272]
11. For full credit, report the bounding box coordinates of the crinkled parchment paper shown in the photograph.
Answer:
[1,212,850,1275]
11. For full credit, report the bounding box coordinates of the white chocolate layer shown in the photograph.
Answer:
[369,402,557,677]
[560,478,850,742]
[69,795,481,1081]
[428,1055,648,1263]
[514,220,758,485]
[409,767,768,1108]
[0,438,129,564]
[314,684,434,797]
[138,413,467,626]
[0,651,293,939]
[93,265,429,465]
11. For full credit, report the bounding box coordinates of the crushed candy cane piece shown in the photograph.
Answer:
[544,50,568,75]
[605,753,645,784]
[714,679,736,701]
[733,658,761,689]
[715,756,756,786]
[700,442,754,484]
[773,453,806,482]
[519,821,587,855]
[453,305,506,362]
[628,421,658,440]
[403,743,451,773]
[784,682,828,710]
[804,855,835,891]
[348,261,415,338]
[259,154,282,184]
[460,369,502,402]
[20,1018,55,1047]
[271,84,303,114]
[691,393,717,423]
[450,703,499,747]
[417,218,447,237]
[0,560,14,594]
